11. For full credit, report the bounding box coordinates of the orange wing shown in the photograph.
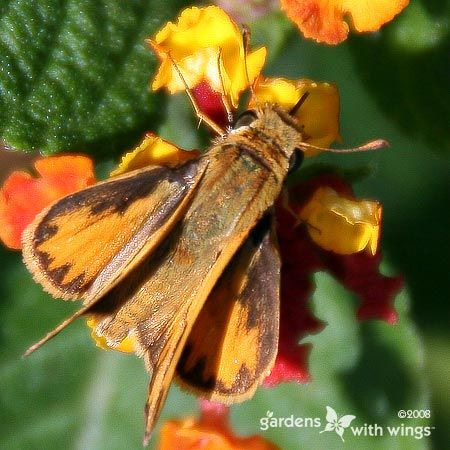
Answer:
[22,159,207,301]
[176,214,280,403]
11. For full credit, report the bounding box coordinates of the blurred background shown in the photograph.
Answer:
[0,1,448,449]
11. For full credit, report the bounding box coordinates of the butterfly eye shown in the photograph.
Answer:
[233,110,258,129]
[288,148,304,174]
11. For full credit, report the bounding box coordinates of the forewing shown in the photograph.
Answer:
[176,213,280,403]
[22,158,206,300]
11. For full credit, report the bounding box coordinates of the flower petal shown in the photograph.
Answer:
[288,173,401,323]
[321,250,402,323]
[33,155,95,196]
[250,77,340,153]
[298,186,382,255]
[149,6,266,107]
[86,317,136,353]
[111,133,199,177]
[268,174,399,385]
[280,0,409,45]
[341,0,410,32]
[215,0,279,23]
[192,80,229,128]
[0,155,95,249]
[158,400,280,450]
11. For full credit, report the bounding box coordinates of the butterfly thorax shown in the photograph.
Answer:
[215,104,306,181]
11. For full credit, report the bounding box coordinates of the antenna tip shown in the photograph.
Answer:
[370,139,390,149]
[23,346,35,358]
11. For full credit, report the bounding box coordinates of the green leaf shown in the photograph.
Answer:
[251,12,294,64]
[0,0,189,157]
[0,244,429,449]
[349,0,450,153]
[0,246,197,450]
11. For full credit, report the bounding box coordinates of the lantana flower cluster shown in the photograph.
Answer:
[0,6,403,449]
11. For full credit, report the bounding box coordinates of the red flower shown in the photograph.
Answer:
[0,155,95,249]
[192,81,230,129]
[264,174,402,385]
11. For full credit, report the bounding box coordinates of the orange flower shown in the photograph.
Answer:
[0,155,95,249]
[159,401,279,450]
[280,0,410,44]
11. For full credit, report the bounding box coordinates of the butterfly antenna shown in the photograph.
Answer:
[290,92,310,116]
[288,93,388,153]
[217,48,234,126]
[242,25,255,97]
[167,52,225,135]
[297,139,389,154]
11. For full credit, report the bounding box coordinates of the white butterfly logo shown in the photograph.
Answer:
[320,406,356,442]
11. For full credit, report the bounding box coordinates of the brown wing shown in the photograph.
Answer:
[175,213,280,403]
[22,158,207,301]
[84,146,281,443]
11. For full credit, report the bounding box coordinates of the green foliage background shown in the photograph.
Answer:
[0,1,448,449]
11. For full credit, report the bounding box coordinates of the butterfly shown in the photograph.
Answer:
[22,74,385,443]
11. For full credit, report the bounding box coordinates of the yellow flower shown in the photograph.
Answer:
[280,0,410,44]
[249,77,340,155]
[111,133,199,177]
[87,317,135,353]
[148,5,267,107]
[299,186,382,255]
